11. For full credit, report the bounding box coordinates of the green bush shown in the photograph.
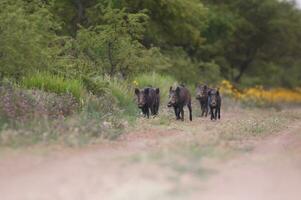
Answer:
[21,72,85,101]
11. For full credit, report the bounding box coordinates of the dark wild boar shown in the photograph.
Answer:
[167,85,192,121]
[196,84,210,117]
[208,88,221,120]
[135,87,160,118]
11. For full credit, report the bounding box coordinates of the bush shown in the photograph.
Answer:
[0,87,124,147]
[0,85,79,124]
[22,72,85,101]
[0,85,35,124]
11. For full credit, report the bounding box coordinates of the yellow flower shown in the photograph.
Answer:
[132,80,139,86]
[219,80,301,103]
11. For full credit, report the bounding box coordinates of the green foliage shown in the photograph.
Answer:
[0,0,60,79]
[82,76,110,96]
[163,48,200,84]
[202,0,301,87]
[122,0,208,49]
[198,61,222,85]
[2,0,301,89]
[77,6,146,76]
[22,73,85,100]
[82,75,137,117]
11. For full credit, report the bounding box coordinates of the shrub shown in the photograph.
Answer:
[0,88,124,147]
[21,72,85,101]
[0,85,79,124]
[219,80,301,107]
[0,85,35,124]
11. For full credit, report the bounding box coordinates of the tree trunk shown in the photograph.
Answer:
[108,42,115,76]
[233,47,258,83]
[234,58,253,83]
[72,0,86,36]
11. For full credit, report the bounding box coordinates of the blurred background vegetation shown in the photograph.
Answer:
[1,0,301,87]
[0,0,301,146]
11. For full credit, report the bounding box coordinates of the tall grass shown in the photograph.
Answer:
[106,77,138,118]
[22,72,85,100]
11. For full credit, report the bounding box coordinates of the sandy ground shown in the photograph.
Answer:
[0,110,301,200]
[198,121,301,200]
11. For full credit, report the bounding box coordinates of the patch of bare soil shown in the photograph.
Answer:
[0,110,301,200]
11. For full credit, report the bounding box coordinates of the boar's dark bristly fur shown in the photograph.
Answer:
[208,88,221,120]
[135,87,160,118]
[195,84,211,117]
[167,85,192,121]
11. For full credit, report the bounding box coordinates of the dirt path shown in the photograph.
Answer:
[198,121,301,200]
[0,110,301,200]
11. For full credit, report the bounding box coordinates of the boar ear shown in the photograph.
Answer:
[176,87,180,94]
[144,88,150,95]
[169,86,172,92]
[155,88,160,94]
[135,88,139,95]
[217,88,220,96]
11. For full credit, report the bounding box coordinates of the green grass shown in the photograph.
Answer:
[21,72,85,101]
[106,77,138,118]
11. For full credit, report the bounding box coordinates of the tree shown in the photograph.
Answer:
[201,0,301,87]
[0,0,60,79]
[74,5,169,78]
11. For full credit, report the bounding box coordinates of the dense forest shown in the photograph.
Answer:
[1,0,301,88]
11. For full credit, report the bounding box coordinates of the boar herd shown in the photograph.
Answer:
[134,84,221,121]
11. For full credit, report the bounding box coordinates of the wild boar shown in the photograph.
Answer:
[196,84,211,117]
[135,87,160,118]
[167,85,192,121]
[208,88,221,120]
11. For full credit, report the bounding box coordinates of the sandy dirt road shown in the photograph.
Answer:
[0,110,301,200]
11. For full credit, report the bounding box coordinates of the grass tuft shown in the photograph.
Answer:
[22,72,85,101]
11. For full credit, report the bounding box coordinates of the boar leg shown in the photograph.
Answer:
[150,104,156,116]
[210,107,214,120]
[188,103,192,121]
[145,107,150,118]
[180,106,184,121]
[200,103,204,117]
[205,101,208,117]
[199,101,204,117]
[214,108,218,120]
[174,106,180,120]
